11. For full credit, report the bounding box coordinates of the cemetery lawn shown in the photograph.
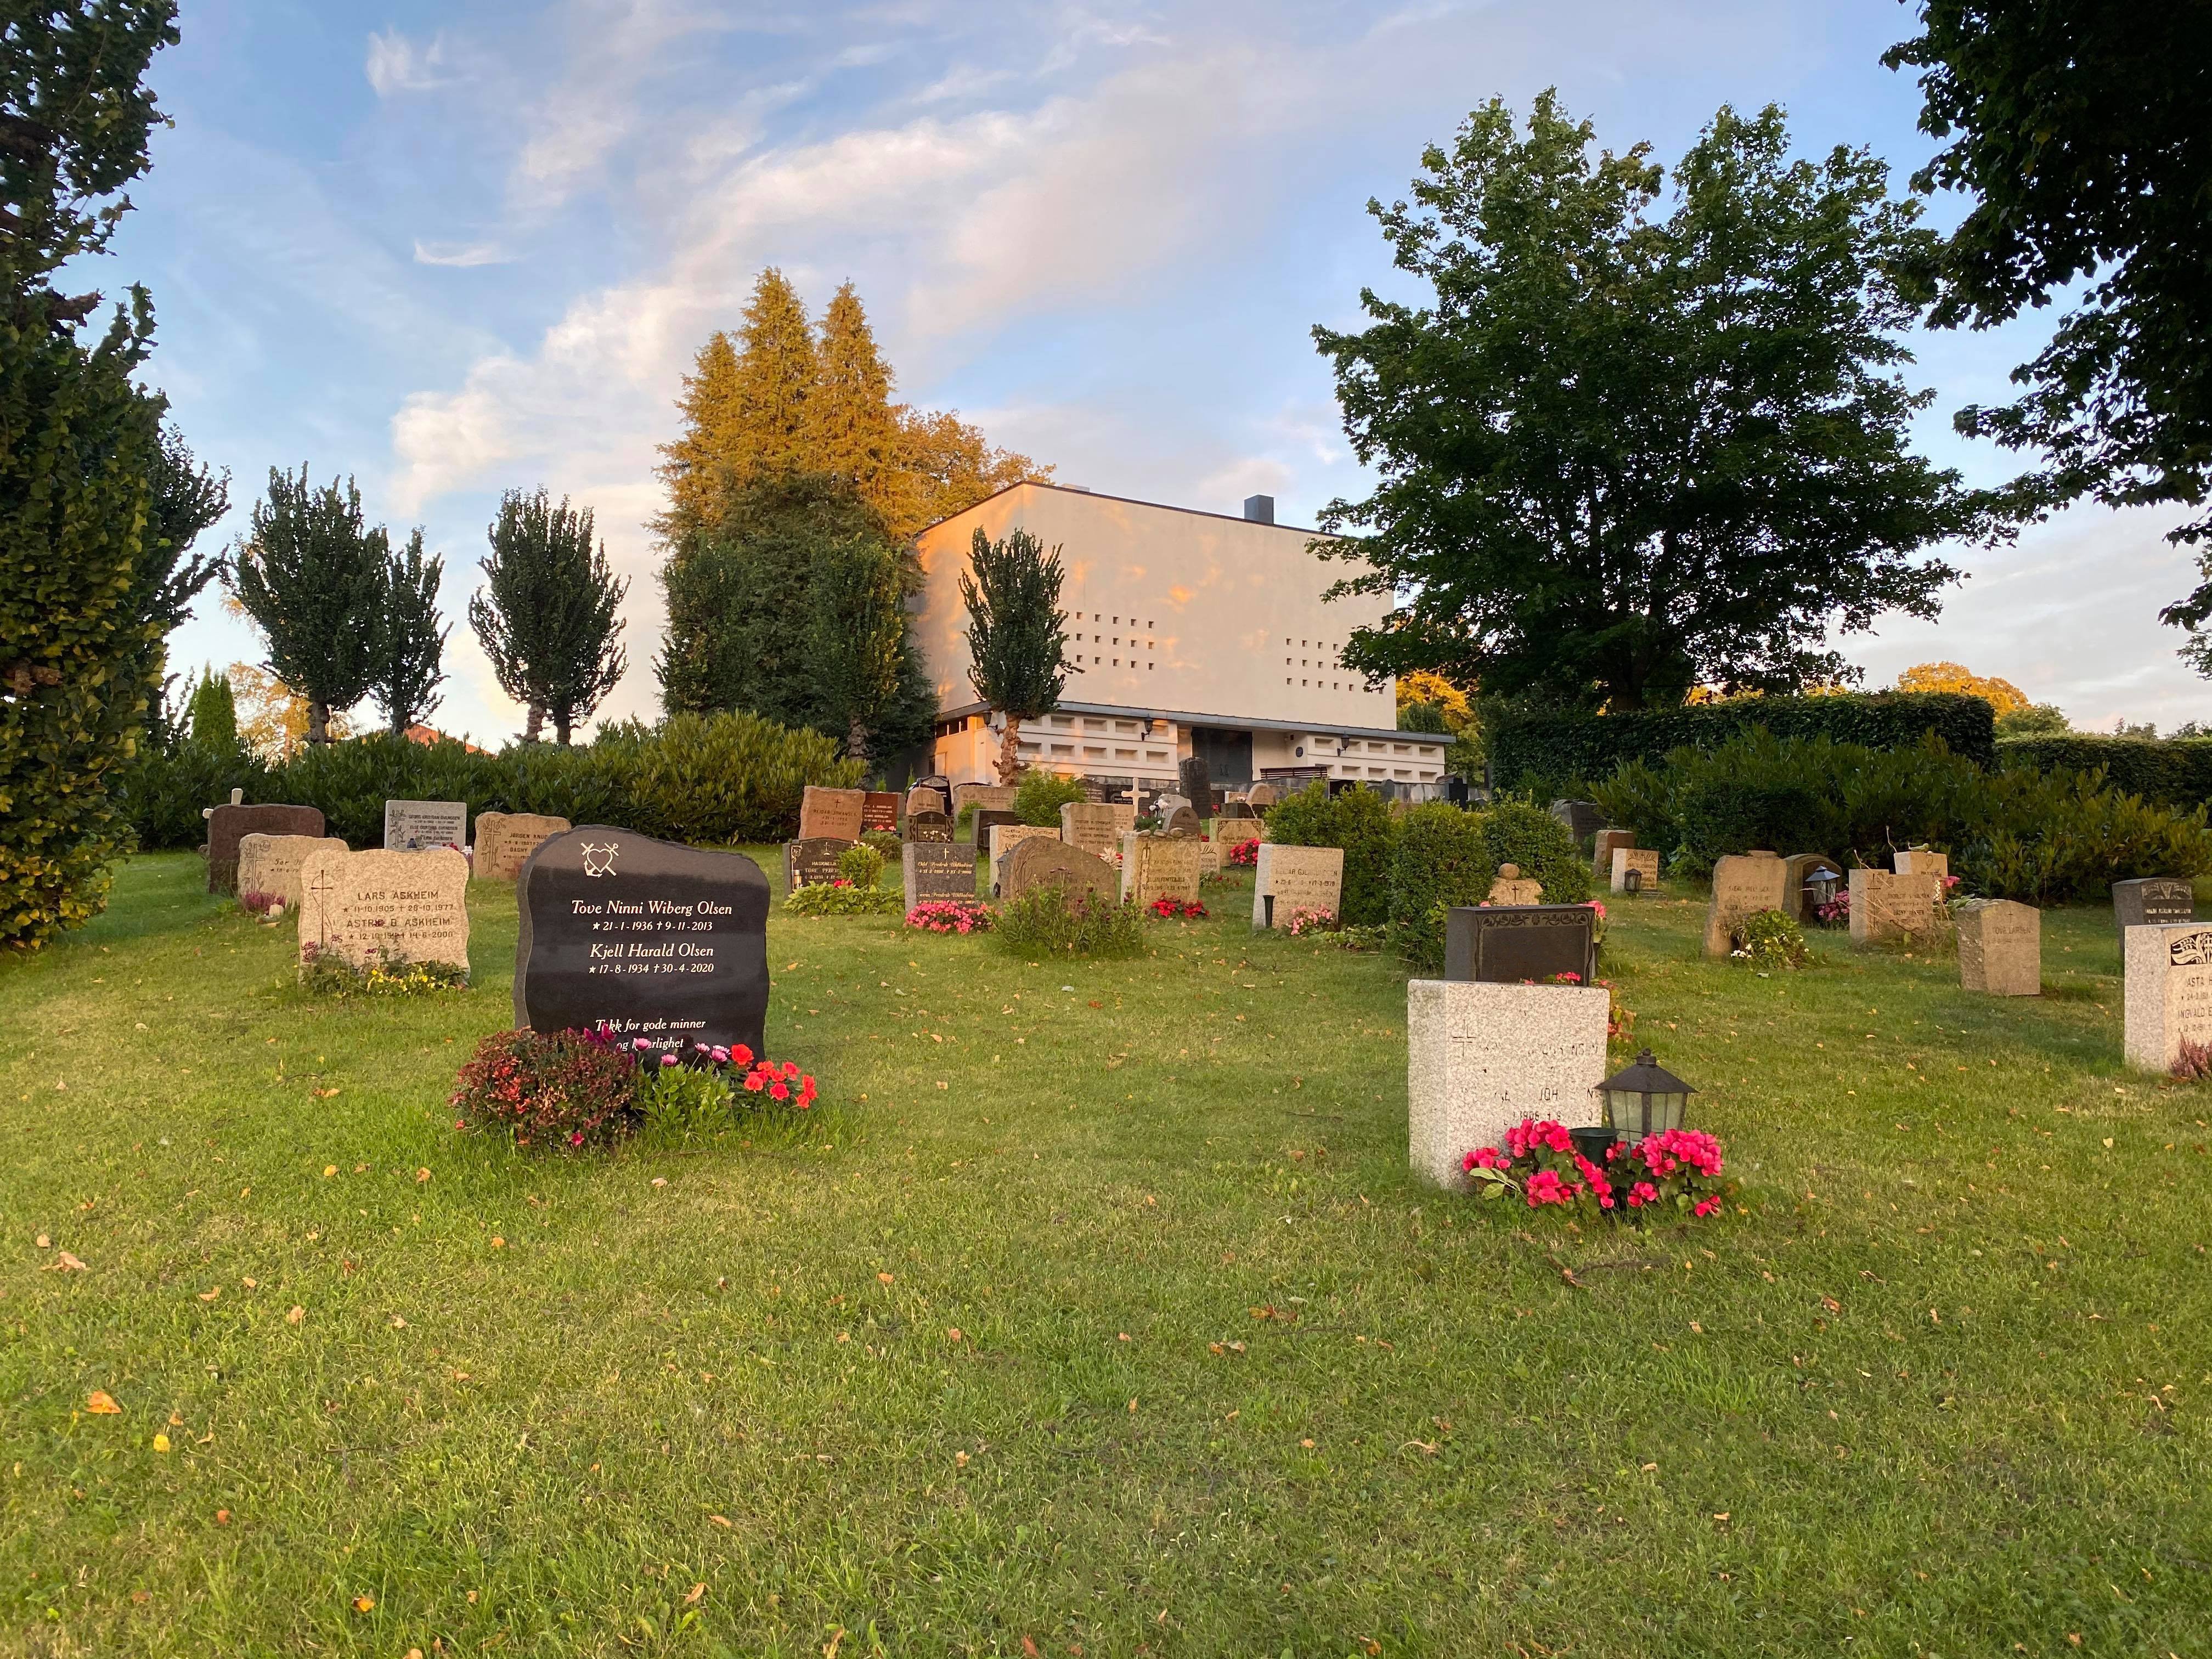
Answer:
[7,855,2212,1659]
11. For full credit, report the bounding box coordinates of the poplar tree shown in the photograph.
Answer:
[367,529,447,736]
[470,488,629,744]
[229,469,383,744]
[961,526,1076,785]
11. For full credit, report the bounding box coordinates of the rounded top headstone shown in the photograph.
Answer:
[1497,863,1520,880]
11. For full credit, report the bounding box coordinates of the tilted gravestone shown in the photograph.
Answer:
[1487,863,1544,906]
[1059,801,1120,859]
[902,842,978,912]
[1956,899,2040,996]
[206,803,326,895]
[999,837,1117,906]
[1444,905,1597,985]
[297,846,470,974]
[1703,851,1789,956]
[1610,847,1661,894]
[798,786,867,843]
[385,798,468,852]
[783,838,854,893]
[2124,922,2212,1073]
[1251,843,1343,929]
[1120,833,1201,909]
[2114,877,2195,940]
[1407,978,1610,1190]
[1849,868,1943,945]
[904,810,953,844]
[514,826,770,1062]
[860,792,901,836]
[474,811,572,882]
[237,833,347,909]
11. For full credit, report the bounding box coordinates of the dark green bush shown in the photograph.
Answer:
[1673,778,1825,867]
[1481,800,1592,905]
[1998,735,2212,810]
[1491,692,1997,792]
[1388,803,1492,971]
[119,737,272,850]
[1265,783,1398,926]
[1014,770,1088,827]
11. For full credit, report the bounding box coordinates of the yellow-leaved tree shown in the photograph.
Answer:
[1894,662,2030,716]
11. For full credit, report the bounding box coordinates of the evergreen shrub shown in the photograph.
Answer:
[1014,770,1088,827]
[996,886,1144,957]
[1388,803,1492,972]
[1264,783,1398,926]
[1998,735,2212,810]
[1481,800,1592,904]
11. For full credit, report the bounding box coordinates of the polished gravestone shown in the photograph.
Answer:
[903,842,978,911]
[970,808,1018,850]
[860,792,901,836]
[783,837,853,893]
[384,798,468,852]
[904,809,954,844]
[515,826,770,1062]
[2114,877,2196,939]
[1444,904,1598,985]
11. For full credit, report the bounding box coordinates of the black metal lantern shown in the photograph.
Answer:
[1622,866,1643,895]
[1805,865,1842,917]
[1599,1048,1696,1144]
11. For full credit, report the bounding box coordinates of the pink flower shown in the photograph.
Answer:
[1627,1181,1659,1208]
[1693,1196,1723,1217]
[659,1053,677,1068]
[1588,901,1606,919]
[1525,1170,1574,1207]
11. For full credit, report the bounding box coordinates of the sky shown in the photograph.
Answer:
[107,0,2211,744]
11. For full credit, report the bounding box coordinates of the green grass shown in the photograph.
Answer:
[4,853,2210,1657]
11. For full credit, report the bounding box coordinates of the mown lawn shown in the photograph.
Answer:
[3,851,2209,1657]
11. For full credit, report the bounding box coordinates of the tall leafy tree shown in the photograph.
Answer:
[469,488,629,744]
[229,469,382,744]
[133,420,229,676]
[960,526,1076,785]
[1313,94,2013,710]
[657,331,742,535]
[896,407,1045,538]
[0,0,181,949]
[367,529,447,736]
[806,532,910,768]
[1883,5,2212,667]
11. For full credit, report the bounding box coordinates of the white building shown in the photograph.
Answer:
[911,482,1448,795]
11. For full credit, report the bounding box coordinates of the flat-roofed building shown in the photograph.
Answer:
[911,482,1448,795]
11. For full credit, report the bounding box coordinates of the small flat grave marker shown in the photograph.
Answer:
[298,847,469,974]
[384,798,467,852]
[1956,899,2040,996]
[2124,922,2212,1073]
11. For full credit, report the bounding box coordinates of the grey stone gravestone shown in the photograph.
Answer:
[988,824,1060,895]
[1407,978,1610,1190]
[1160,805,1201,837]
[237,832,347,909]
[1592,829,1634,884]
[1000,838,1117,905]
[905,786,947,819]
[515,826,771,1063]
[1704,851,1788,956]
[206,803,326,895]
[384,798,468,852]
[970,809,1018,850]
[783,838,853,893]
[1059,801,1120,858]
[902,843,978,912]
[1444,904,1598,985]
[2124,922,2212,1073]
[2114,877,2196,939]
[1549,800,1605,847]
[1178,755,1211,817]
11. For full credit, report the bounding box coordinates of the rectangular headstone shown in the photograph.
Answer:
[384,798,469,853]
[1894,847,1949,878]
[1444,905,1597,984]
[2125,922,2212,1072]
[1610,847,1662,894]
[952,783,1018,817]
[237,833,348,909]
[473,811,572,882]
[298,847,470,974]
[903,810,953,844]
[1848,867,1943,945]
[906,785,948,819]
[1407,978,1610,1190]
[1197,837,1222,878]
[514,826,770,1063]
[1178,756,1211,815]
[1251,843,1344,929]
[1703,851,1789,956]
[1592,829,1634,884]
[860,792,901,836]
[1060,801,1120,859]
[784,838,853,893]
[1549,800,1605,847]
[989,823,1059,893]
[1120,833,1202,909]
[206,802,326,895]
[798,786,866,842]
[970,808,1018,850]
[1956,899,2040,996]
[902,842,978,912]
[2114,877,2196,939]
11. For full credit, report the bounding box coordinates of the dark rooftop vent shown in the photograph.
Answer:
[1243,494,1275,524]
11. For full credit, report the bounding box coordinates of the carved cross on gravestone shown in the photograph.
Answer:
[307,870,340,951]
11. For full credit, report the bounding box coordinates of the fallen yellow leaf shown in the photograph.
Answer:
[285,1306,304,1324]
[351,1594,374,1613]
[877,1272,894,1285]
[708,1514,732,1528]
[684,1583,705,1605]
[152,1434,171,1453]
[86,1391,121,1414]
[322,1166,336,1178]
[415,1168,431,1183]
[43,1251,87,1272]
[198,1288,219,1302]
[490,1237,505,1249]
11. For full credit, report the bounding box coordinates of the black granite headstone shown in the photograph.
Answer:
[904,809,953,844]
[515,826,770,1063]
[1178,756,1211,815]
[1444,904,1599,985]
[2114,877,2196,937]
[783,837,853,893]
[902,842,978,911]
[1549,800,1606,848]
[970,808,1018,849]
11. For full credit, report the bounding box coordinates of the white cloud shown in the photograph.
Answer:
[413,240,513,268]
[365,29,455,97]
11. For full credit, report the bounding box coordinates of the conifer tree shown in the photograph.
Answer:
[657,331,741,534]
[367,529,447,736]
[185,667,235,746]
[899,408,1044,535]
[961,526,1076,785]
[470,488,629,744]
[808,282,912,531]
[807,532,907,766]
[229,469,383,744]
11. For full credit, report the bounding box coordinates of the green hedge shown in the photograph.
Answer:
[1386,800,1592,970]
[1491,693,1997,792]
[1998,735,2212,810]
[1265,783,1399,926]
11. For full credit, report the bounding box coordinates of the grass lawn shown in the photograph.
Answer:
[4,851,2210,1657]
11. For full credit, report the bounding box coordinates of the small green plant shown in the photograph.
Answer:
[1014,770,1089,827]
[785,878,900,917]
[1734,908,1810,969]
[838,842,885,889]
[996,884,1144,956]
[861,828,902,860]
[636,1058,738,1142]
[299,947,470,997]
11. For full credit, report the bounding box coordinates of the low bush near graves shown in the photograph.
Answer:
[298,947,470,997]
[1464,1119,1728,1220]
[1014,770,1089,827]
[1265,783,1397,924]
[838,843,885,889]
[1148,897,1207,920]
[1283,906,1336,936]
[996,885,1145,957]
[905,898,995,933]
[1734,909,1810,969]
[860,828,902,859]
[634,1039,818,1139]
[785,878,901,917]
[1482,800,1592,905]
[2173,1037,2212,1082]
[239,889,282,918]
[451,1026,640,1150]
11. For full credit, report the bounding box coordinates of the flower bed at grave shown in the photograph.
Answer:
[299,944,469,997]
[1463,1118,1729,1220]
[906,899,995,934]
[1283,906,1336,936]
[1226,838,1260,868]
[1148,897,1207,920]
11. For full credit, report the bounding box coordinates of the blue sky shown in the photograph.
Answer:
[110,0,2209,743]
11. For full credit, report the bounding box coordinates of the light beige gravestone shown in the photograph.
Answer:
[1956,899,2041,996]
[1894,847,1949,879]
[1610,847,1662,894]
[988,821,1059,874]
[1487,863,1544,906]
[1407,978,1610,1190]
[905,785,947,819]
[1252,843,1344,929]
[798,786,867,843]
[1703,851,1789,956]
[1780,853,1834,920]
[472,811,572,881]
[1120,833,1202,908]
[1245,782,1279,809]
[1592,829,1635,884]
[999,838,1118,906]
[1059,801,1120,859]
[951,783,1018,816]
[297,847,470,974]
[2125,922,2212,1072]
[1109,803,1138,834]
[236,833,347,909]
[1848,868,1943,946]
[1197,837,1222,878]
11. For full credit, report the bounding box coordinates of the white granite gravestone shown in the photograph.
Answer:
[2124,922,2212,1073]
[1251,843,1344,928]
[383,799,468,852]
[1407,979,1610,1190]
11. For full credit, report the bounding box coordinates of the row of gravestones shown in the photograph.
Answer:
[206,797,576,902]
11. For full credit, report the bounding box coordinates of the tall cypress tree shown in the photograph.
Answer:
[185,667,236,746]
[229,469,383,744]
[656,330,741,535]
[0,1,183,949]
[960,526,1077,785]
[809,282,912,533]
[367,528,447,736]
[469,488,628,744]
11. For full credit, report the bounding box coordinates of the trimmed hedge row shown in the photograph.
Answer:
[1491,692,1997,792]
[122,714,863,853]
[1998,735,2212,809]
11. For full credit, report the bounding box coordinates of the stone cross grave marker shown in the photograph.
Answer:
[384,798,467,852]
[860,792,901,836]
[988,824,1060,895]
[798,786,866,843]
[1444,905,1596,984]
[1121,833,1201,909]
[1251,843,1343,929]
[1487,864,1544,906]
[1407,978,1610,1190]
[2124,922,2212,1073]
[904,810,953,844]
[1060,801,1120,859]
[237,833,347,909]
[1703,851,1788,956]
[1592,829,1634,884]
[1894,847,1949,878]
[783,838,853,893]
[1956,899,2040,996]
[2114,877,2196,940]
[206,802,325,895]
[473,812,573,882]
[1000,837,1117,906]
[902,842,978,912]
[1610,847,1661,894]
[1848,867,1943,945]
[297,846,470,974]
[514,826,770,1063]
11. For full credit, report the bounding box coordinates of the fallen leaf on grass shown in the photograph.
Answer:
[684,1583,705,1606]
[214,1509,230,1525]
[43,1251,87,1272]
[490,1237,505,1249]
[151,1434,170,1453]
[197,1288,219,1302]
[415,1168,430,1183]
[877,1272,894,1285]
[35,1233,50,1248]
[946,1328,963,1342]
[351,1594,374,1613]
[285,1306,304,1324]
[708,1514,732,1528]
[1023,1638,1041,1657]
